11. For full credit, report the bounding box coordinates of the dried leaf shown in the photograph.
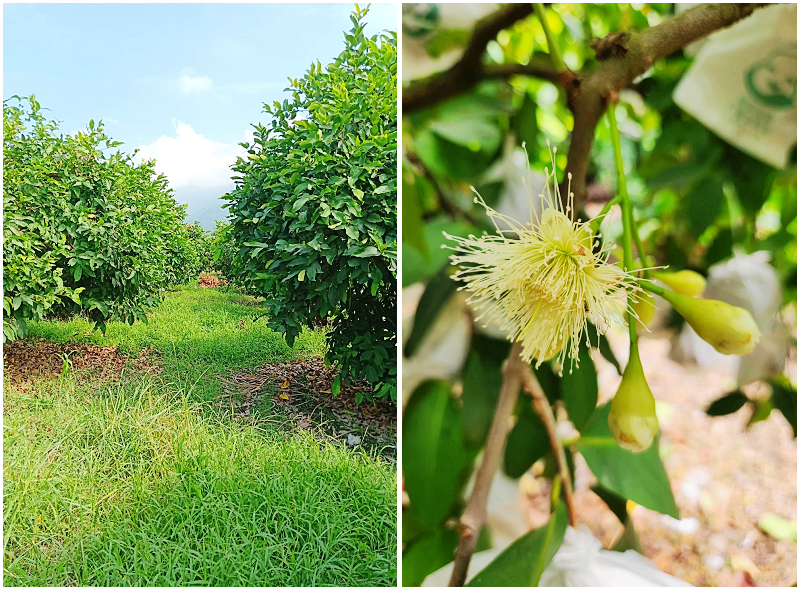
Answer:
[280,379,290,389]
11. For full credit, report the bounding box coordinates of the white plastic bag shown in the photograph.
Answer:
[401,290,471,406]
[673,4,797,169]
[423,525,692,587]
[539,526,692,587]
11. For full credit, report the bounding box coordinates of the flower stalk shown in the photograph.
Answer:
[607,103,638,345]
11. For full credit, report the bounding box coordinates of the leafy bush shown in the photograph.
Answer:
[224,6,397,402]
[209,221,239,281]
[3,95,196,340]
[165,222,214,286]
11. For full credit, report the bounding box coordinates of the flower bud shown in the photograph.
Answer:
[609,346,658,453]
[634,291,657,330]
[653,270,706,297]
[661,290,760,355]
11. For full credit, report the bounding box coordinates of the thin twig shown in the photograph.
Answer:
[520,365,578,528]
[449,341,525,587]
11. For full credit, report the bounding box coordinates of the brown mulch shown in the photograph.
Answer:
[3,338,160,389]
[216,356,397,461]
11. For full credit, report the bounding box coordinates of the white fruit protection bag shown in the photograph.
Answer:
[673,4,797,169]
[423,525,692,587]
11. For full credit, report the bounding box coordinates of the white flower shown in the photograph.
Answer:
[444,143,641,373]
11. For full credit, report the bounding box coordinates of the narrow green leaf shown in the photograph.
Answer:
[597,333,622,375]
[503,399,549,478]
[402,528,459,587]
[687,175,724,237]
[705,390,748,416]
[467,503,567,587]
[770,379,797,437]
[560,342,598,431]
[403,381,470,527]
[462,334,511,448]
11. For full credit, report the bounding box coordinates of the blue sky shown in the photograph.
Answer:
[3,2,398,228]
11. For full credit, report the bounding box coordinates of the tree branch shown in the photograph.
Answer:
[564,3,771,211]
[482,57,560,85]
[403,4,535,114]
[520,365,578,528]
[449,341,525,587]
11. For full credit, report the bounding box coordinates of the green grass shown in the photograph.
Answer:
[27,285,326,403]
[4,285,396,586]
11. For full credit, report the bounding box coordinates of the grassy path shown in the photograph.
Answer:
[3,285,397,586]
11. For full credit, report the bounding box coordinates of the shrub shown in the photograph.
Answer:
[3,95,195,340]
[210,221,241,282]
[165,223,214,286]
[224,6,397,402]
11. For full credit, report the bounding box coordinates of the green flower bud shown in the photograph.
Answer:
[653,270,706,297]
[609,346,658,453]
[661,290,760,355]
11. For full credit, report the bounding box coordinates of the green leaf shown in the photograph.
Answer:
[687,175,724,237]
[747,397,774,428]
[770,379,797,437]
[428,118,502,154]
[403,380,470,527]
[415,129,500,181]
[705,228,733,266]
[533,361,561,405]
[404,265,458,357]
[292,196,311,211]
[503,397,549,479]
[402,161,429,256]
[706,390,748,416]
[402,528,459,587]
[758,512,797,542]
[597,333,622,375]
[512,92,538,159]
[462,334,510,448]
[576,403,679,518]
[402,219,479,287]
[560,342,598,431]
[467,503,567,587]
[591,485,643,553]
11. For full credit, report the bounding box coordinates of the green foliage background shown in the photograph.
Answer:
[3,96,210,340]
[224,6,398,402]
[401,3,797,585]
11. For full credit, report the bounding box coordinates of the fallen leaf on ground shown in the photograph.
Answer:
[758,512,797,542]
[280,379,290,389]
[731,553,760,577]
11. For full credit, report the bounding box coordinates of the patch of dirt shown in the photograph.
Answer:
[216,356,396,461]
[3,338,160,389]
[198,271,226,288]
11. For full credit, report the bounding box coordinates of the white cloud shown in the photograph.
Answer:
[179,74,213,94]
[136,122,246,190]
